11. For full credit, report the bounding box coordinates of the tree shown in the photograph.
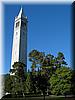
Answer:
[55,52,67,68]
[71,69,75,95]
[29,50,54,76]
[10,62,26,96]
[29,50,67,75]
[36,73,50,100]
[4,50,74,97]
[50,66,73,95]
[4,74,14,94]
[28,50,65,95]
[25,72,32,93]
[28,50,73,97]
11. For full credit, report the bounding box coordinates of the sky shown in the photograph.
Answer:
[3,3,72,74]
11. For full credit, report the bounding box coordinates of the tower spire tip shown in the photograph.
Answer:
[18,6,24,17]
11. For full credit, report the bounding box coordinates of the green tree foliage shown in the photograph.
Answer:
[36,73,50,94]
[28,50,73,96]
[4,74,14,93]
[71,70,75,95]
[50,66,73,95]
[28,50,67,74]
[25,72,32,93]
[9,62,26,95]
[4,50,75,97]
[29,49,45,64]
[55,52,67,68]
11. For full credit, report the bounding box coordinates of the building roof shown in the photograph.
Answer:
[18,7,24,18]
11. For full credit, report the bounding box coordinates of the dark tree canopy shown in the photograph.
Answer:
[4,49,75,98]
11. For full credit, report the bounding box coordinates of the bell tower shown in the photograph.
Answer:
[11,7,27,71]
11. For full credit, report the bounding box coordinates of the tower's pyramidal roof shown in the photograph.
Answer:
[18,7,24,18]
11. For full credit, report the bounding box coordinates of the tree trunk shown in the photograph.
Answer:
[43,92,45,100]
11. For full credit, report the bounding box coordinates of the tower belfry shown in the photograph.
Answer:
[11,8,27,71]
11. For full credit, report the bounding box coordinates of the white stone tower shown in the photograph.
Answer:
[11,7,27,71]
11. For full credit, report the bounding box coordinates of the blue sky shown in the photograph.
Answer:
[3,3,72,74]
